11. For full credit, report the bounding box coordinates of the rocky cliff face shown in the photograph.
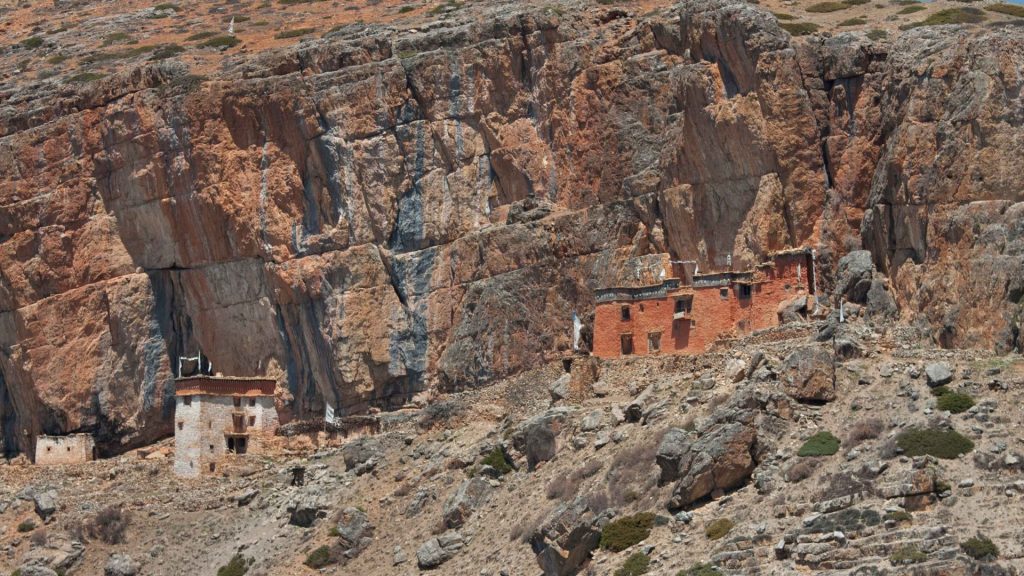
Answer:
[1,0,1022,456]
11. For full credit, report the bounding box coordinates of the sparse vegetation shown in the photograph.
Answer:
[937,392,975,414]
[21,37,44,49]
[88,506,129,544]
[304,545,333,568]
[186,31,219,41]
[890,545,927,565]
[884,510,913,523]
[47,54,69,65]
[399,5,416,12]
[199,36,241,49]
[606,435,661,507]
[798,431,841,457]
[780,22,820,35]
[773,12,797,20]
[17,519,36,533]
[896,428,974,459]
[898,4,926,13]
[546,472,580,500]
[678,565,722,576]
[839,17,868,25]
[216,554,252,576]
[961,534,999,561]
[866,29,888,40]
[275,28,316,39]
[615,552,651,576]
[705,518,734,540]
[847,418,885,446]
[786,458,817,483]
[600,512,656,552]
[903,7,987,27]
[479,447,513,475]
[931,385,951,396]
[150,44,186,60]
[806,2,851,12]
[102,32,134,46]
[430,0,464,14]
[153,2,179,10]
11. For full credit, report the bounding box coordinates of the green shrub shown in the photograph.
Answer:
[150,44,185,60]
[154,2,179,10]
[839,17,867,25]
[844,0,870,4]
[615,553,650,576]
[430,0,463,14]
[479,447,513,475]
[68,72,106,83]
[780,22,820,35]
[962,534,999,561]
[199,36,241,49]
[678,564,722,576]
[898,4,926,13]
[866,29,888,40]
[216,554,252,576]
[884,510,912,523]
[275,28,316,39]
[186,31,218,41]
[304,545,332,568]
[600,513,656,552]
[773,11,796,19]
[280,0,328,4]
[806,2,851,12]
[904,7,986,27]
[936,392,974,414]
[399,5,416,12]
[21,37,44,49]
[47,54,69,65]
[798,431,841,457]
[704,518,734,540]
[890,545,927,565]
[896,428,974,459]
[987,4,1024,17]
[17,519,36,532]
[102,32,134,46]
[930,385,950,396]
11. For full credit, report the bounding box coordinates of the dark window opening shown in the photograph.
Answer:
[46,446,52,452]
[248,416,256,426]
[233,397,242,408]
[227,437,248,455]
[249,398,256,407]
[720,288,729,300]
[209,463,216,473]
[620,333,634,355]
[620,305,631,321]
[674,297,692,314]
[177,422,183,431]
[738,284,752,299]
[67,447,71,452]
[209,444,214,452]
[648,332,661,353]
[233,414,246,433]
[183,396,192,406]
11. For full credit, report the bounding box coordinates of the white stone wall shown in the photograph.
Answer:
[35,434,94,465]
[174,394,279,477]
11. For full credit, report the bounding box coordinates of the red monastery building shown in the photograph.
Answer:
[592,249,816,358]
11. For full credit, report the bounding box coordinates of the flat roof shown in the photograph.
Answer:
[175,376,276,397]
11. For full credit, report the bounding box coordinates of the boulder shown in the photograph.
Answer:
[580,410,604,432]
[529,498,603,576]
[342,437,383,475]
[665,422,759,509]
[33,490,57,521]
[834,338,864,360]
[416,538,449,569]
[511,409,569,471]
[549,374,570,402]
[442,477,492,529]
[777,295,809,324]
[925,363,953,387]
[335,507,375,557]
[104,554,141,576]
[781,346,835,402]
[865,279,897,318]
[286,489,329,527]
[656,428,693,485]
[835,251,874,303]
[725,358,748,383]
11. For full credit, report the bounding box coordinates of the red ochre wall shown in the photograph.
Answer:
[593,253,813,359]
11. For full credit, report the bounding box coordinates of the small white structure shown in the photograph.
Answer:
[35,434,95,465]
[173,376,279,477]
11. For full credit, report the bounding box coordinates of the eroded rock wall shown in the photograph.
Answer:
[1,0,1022,455]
